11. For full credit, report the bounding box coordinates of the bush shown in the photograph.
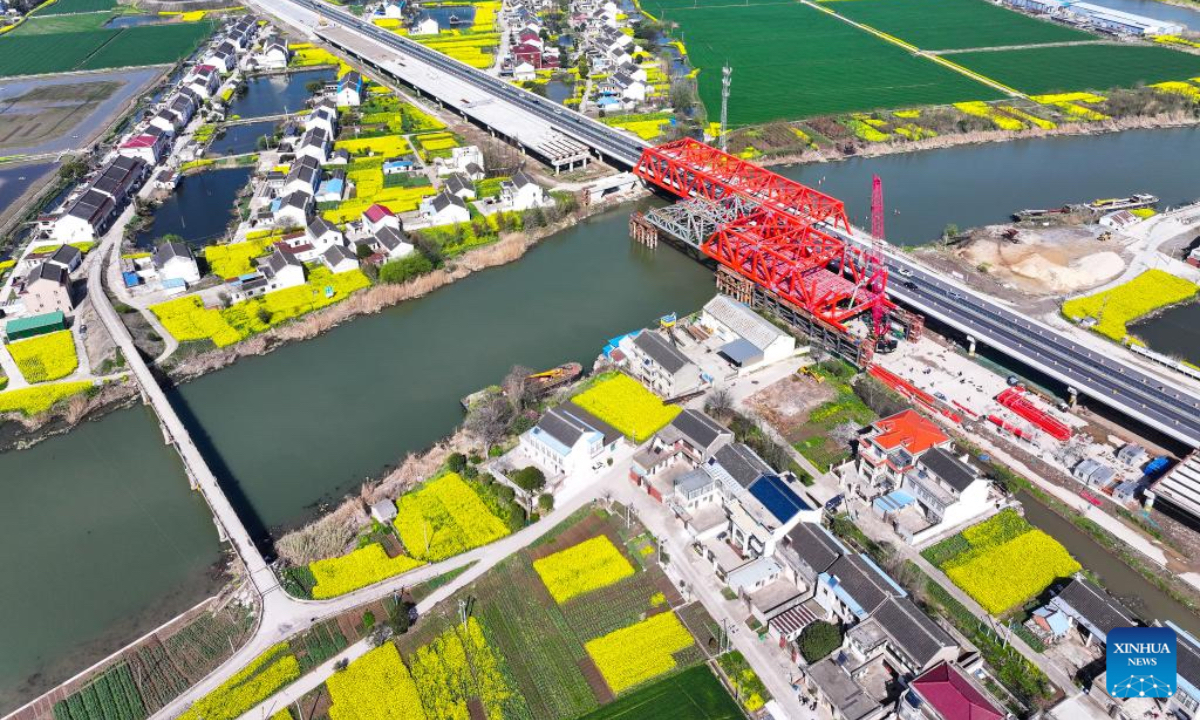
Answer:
[798,621,842,663]
[447,452,467,474]
[379,252,433,284]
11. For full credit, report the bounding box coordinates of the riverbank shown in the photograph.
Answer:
[758,110,1200,170]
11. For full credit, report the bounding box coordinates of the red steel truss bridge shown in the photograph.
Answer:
[633,138,894,334]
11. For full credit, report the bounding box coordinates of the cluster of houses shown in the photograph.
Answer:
[505,17,562,81]
[842,409,1001,546]
[568,0,651,110]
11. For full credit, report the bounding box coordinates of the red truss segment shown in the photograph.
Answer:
[634,139,892,334]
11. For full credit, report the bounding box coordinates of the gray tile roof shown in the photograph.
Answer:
[632,331,690,375]
[307,215,339,238]
[808,658,882,720]
[323,244,356,265]
[871,596,955,670]
[827,554,903,615]
[263,247,301,276]
[444,173,473,195]
[785,521,844,575]
[430,190,467,213]
[1053,578,1135,641]
[374,225,407,251]
[48,244,81,267]
[712,442,772,488]
[28,261,68,287]
[920,447,979,493]
[152,241,193,270]
[668,409,729,453]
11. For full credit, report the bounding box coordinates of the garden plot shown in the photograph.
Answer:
[572,372,680,442]
[393,471,511,561]
[0,19,215,77]
[922,509,1080,615]
[639,0,1002,124]
[944,44,1200,95]
[577,665,743,720]
[823,0,1091,51]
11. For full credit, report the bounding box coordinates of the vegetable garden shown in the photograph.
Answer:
[943,44,1200,95]
[0,19,216,77]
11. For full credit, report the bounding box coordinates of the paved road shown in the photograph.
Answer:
[837,227,1200,447]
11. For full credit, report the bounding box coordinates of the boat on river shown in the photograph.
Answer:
[460,362,583,410]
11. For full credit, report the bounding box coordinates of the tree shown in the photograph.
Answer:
[305,79,325,94]
[502,365,535,411]
[537,493,554,512]
[256,306,272,325]
[704,387,734,419]
[447,452,467,474]
[464,395,513,448]
[798,621,843,663]
[512,466,546,494]
[356,242,373,259]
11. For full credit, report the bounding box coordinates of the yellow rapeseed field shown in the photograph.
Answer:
[572,373,680,442]
[534,535,635,604]
[309,543,424,599]
[394,472,510,561]
[8,330,78,383]
[585,612,695,694]
[327,644,426,720]
[1062,269,1198,342]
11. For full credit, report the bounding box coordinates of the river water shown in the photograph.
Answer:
[5,127,1200,711]
[776,126,1200,245]
[227,68,336,119]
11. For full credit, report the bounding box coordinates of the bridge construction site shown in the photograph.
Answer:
[629,138,923,367]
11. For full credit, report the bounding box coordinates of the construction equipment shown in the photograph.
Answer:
[799,366,825,383]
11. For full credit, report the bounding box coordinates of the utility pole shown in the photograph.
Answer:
[458,597,469,632]
[719,64,732,153]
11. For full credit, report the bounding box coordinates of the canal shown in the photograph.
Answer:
[5,126,1200,712]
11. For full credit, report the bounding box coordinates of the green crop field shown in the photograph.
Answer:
[945,44,1200,94]
[821,0,1092,50]
[0,30,116,76]
[0,20,215,77]
[79,22,216,70]
[12,12,112,34]
[641,0,1002,124]
[577,665,743,720]
[36,0,118,15]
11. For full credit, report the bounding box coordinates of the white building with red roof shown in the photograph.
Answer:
[118,133,168,165]
[362,204,399,234]
[856,409,950,490]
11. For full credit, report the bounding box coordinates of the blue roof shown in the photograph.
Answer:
[319,178,344,194]
[872,489,916,514]
[162,277,187,289]
[747,474,808,523]
[383,159,413,168]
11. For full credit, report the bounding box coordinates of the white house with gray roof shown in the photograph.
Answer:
[518,401,622,478]
[889,447,994,546]
[499,170,548,211]
[618,330,703,398]
[153,242,200,286]
[420,190,470,227]
[701,294,797,371]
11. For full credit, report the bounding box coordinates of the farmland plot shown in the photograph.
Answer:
[824,0,1091,51]
[640,0,1002,124]
[945,44,1200,95]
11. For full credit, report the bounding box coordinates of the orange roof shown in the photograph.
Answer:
[871,409,947,455]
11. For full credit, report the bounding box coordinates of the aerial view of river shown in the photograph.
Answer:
[4,125,1200,712]
[226,68,336,119]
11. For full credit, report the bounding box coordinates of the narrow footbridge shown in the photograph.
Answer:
[87,247,279,598]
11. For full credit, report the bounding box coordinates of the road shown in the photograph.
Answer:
[247,0,646,167]
[837,228,1200,447]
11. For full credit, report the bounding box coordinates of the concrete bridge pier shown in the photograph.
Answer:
[212,516,229,542]
[1068,386,1078,408]
[966,334,976,357]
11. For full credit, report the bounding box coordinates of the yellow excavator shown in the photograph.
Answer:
[799,366,824,383]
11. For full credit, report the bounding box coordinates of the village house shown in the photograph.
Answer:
[519,402,622,478]
[414,16,439,35]
[322,244,359,274]
[899,662,1007,720]
[153,242,200,286]
[284,156,322,197]
[21,262,75,315]
[420,190,470,226]
[629,408,732,483]
[296,127,330,164]
[257,40,289,70]
[45,245,82,274]
[1047,576,1137,649]
[315,170,347,204]
[362,204,400,234]
[305,100,338,138]
[203,40,239,73]
[853,409,953,496]
[274,190,312,228]
[806,657,887,720]
[513,61,537,82]
[443,173,477,201]
[335,71,363,107]
[260,247,306,290]
[118,133,168,165]
[618,330,703,398]
[370,225,414,259]
[52,156,146,243]
[843,596,958,676]
[815,552,906,624]
[1167,622,1200,720]
[187,65,222,100]
[306,216,344,251]
[881,446,996,545]
[499,170,548,211]
[434,145,485,177]
[382,157,418,175]
[776,520,846,591]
